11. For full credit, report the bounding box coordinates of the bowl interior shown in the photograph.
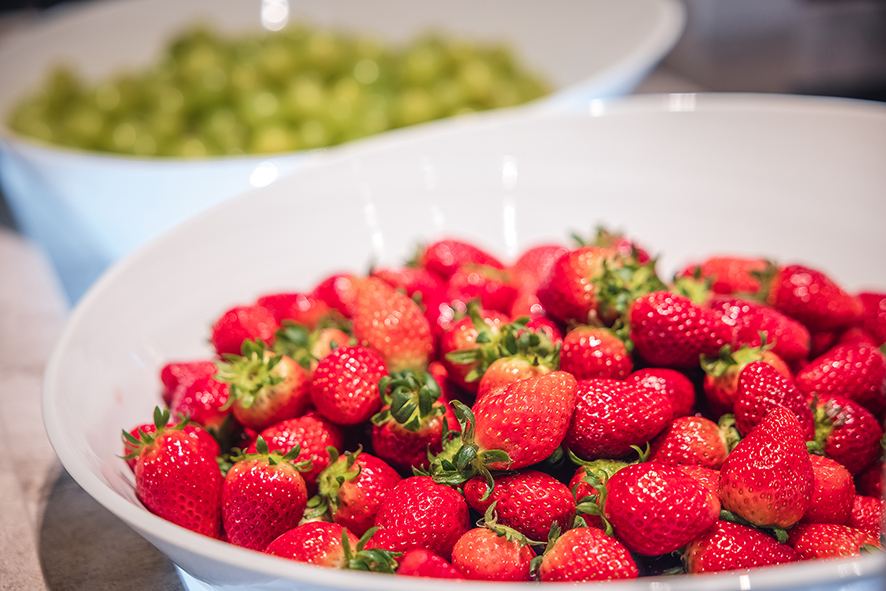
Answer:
[44,93,886,590]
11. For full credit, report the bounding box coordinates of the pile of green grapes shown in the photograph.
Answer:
[7,23,550,157]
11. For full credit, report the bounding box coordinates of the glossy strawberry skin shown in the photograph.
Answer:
[396,548,465,579]
[463,470,576,542]
[371,400,459,473]
[565,378,672,461]
[475,356,553,401]
[733,360,816,441]
[812,395,883,475]
[352,277,435,373]
[371,266,445,310]
[319,452,402,537]
[629,291,732,368]
[856,292,886,346]
[310,345,388,425]
[767,264,862,333]
[123,422,219,471]
[510,244,569,292]
[846,495,885,537]
[626,368,696,419]
[439,309,510,393]
[229,354,313,432]
[787,523,881,559]
[718,407,814,528]
[369,476,469,560]
[419,238,504,281]
[801,455,854,525]
[160,360,217,406]
[536,246,615,325]
[855,461,884,498]
[648,416,728,470]
[134,429,223,538]
[264,521,358,566]
[210,304,278,357]
[685,521,801,574]
[450,528,534,581]
[604,462,720,556]
[472,371,578,470]
[222,457,308,551]
[169,375,231,432]
[559,326,632,381]
[796,342,886,416]
[538,527,638,582]
[702,348,792,418]
[311,273,360,319]
[256,292,330,329]
[679,256,767,295]
[710,297,811,364]
[447,264,518,315]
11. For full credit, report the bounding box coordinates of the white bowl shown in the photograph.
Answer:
[0,0,685,303]
[44,93,886,591]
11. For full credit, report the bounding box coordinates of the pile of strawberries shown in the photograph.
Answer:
[123,230,886,582]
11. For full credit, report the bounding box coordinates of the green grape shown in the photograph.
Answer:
[298,119,332,149]
[61,104,105,148]
[393,86,440,128]
[284,74,327,119]
[249,123,300,153]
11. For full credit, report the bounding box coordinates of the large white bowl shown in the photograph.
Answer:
[44,93,886,591]
[0,0,685,303]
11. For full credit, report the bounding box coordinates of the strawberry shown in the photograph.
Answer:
[222,436,310,550]
[535,246,619,325]
[700,342,792,418]
[265,521,400,572]
[370,369,460,472]
[795,342,886,416]
[569,460,628,530]
[810,395,883,475]
[256,291,332,329]
[684,521,801,574]
[446,264,518,314]
[463,470,576,542]
[677,464,721,497]
[787,523,881,559]
[565,378,672,461]
[856,292,886,346]
[710,297,811,365]
[733,360,816,441]
[214,339,312,431]
[509,243,569,292]
[369,476,469,560]
[765,264,863,333]
[856,461,884,498]
[450,505,535,581]
[309,448,401,536]
[169,374,232,433]
[439,306,510,392]
[626,368,696,419]
[718,407,814,528]
[253,411,344,493]
[508,287,547,318]
[475,356,554,400]
[537,526,638,582]
[604,462,720,556]
[310,345,388,425]
[800,455,855,525]
[678,255,767,296]
[352,277,435,372]
[210,303,278,357]
[272,322,351,376]
[159,360,216,406]
[396,548,464,579]
[125,408,223,537]
[371,265,445,310]
[123,418,219,471]
[417,238,504,281]
[311,272,360,319]
[648,416,728,470]
[587,226,651,264]
[628,291,732,368]
[559,326,632,381]
[846,495,885,538]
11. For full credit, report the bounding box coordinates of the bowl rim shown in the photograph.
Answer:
[42,91,886,590]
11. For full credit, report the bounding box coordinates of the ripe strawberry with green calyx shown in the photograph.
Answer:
[265,522,401,572]
[439,304,510,393]
[592,255,668,331]
[168,374,232,436]
[210,303,278,358]
[370,368,460,473]
[450,502,537,581]
[271,320,351,376]
[558,325,631,381]
[787,523,882,559]
[256,291,335,330]
[123,413,220,471]
[809,395,883,475]
[222,435,311,551]
[311,272,360,319]
[626,368,696,419]
[648,415,729,470]
[396,548,465,579]
[215,338,311,431]
[677,255,769,297]
[463,470,576,542]
[159,360,217,405]
[846,495,885,538]
[427,372,578,492]
[536,245,621,325]
[535,524,639,582]
[568,457,630,533]
[732,360,816,441]
[124,407,223,538]
[760,263,863,333]
[800,454,855,525]
[708,296,811,365]
[684,520,801,574]
[310,345,388,426]
[719,407,814,529]
[579,225,651,265]
[795,341,886,416]
[305,447,402,537]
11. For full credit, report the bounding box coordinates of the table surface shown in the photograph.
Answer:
[0,63,705,590]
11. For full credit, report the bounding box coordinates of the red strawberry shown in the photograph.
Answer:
[733,360,816,441]
[446,264,518,315]
[569,460,630,530]
[222,436,310,550]
[439,307,510,393]
[272,322,351,377]
[253,411,344,493]
[463,470,576,542]
[800,455,855,525]
[718,407,814,528]
[396,548,464,579]
[369,476,469,560]
[126,408,223,537]
[701,343,792,418]
[123,418,219,471]
[765,264,863,333]
[310,345,388,425]
[169,374,232,433]
[565,378,672,461]
[509,287,547,318]
[371,265,445,309]
[371,369,460,473]
[678,255,767,295]
[846,495,885,538]
[475,356,554,400]
[256,292,332,329]
[589,226,651,264]
[159,360,216,406]
[709,296,811,365]
[810,395,883,475]
[265,521,360,566]
[856,461,884,498]
[684,521,801,574]
[677,465,721,497]
[559,326,632,381]
[648,416,728,470]
[537,526,638,582]
[629,291,732,368]
[311,272,360,319]
[310,449,402,537]
[535,246,617,325]
[215,340,312,431]
[856,292,886,346]
[509,243,569,292]
[450,507,535,581]
[795,342,886,416]
[352,277,435,372]
[787,523,881,559]
[417,238,504,281]
[210,304,278,357]
[604,462,720,556]
[626,368,696,419]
